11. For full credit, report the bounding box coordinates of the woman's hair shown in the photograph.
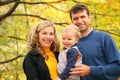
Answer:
[62,24,81,40]
[27,20,60,58]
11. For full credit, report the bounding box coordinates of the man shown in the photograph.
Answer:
[69,3,120,80]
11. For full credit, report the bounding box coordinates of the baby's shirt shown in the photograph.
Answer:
[57,46,82,80]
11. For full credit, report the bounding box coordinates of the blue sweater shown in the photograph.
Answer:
[77,29,120,80]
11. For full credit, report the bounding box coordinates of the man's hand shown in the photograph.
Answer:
[70,64,90,77]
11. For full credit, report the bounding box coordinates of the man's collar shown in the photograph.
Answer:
[82,28,93,38]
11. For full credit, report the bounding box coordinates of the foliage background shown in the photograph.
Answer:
[0,0,120,80]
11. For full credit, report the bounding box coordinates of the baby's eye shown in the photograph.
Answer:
[62,38,65,40]
[68,38,72,40]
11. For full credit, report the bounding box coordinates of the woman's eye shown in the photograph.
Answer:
[50,33,54,35]
[42,32,47,35]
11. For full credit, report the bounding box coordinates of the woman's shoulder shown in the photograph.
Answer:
[24,50,44,62]
[25,50,40,58]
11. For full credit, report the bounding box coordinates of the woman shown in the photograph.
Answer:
[23,20,60,80]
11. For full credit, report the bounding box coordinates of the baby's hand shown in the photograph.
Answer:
[53,77,61,80]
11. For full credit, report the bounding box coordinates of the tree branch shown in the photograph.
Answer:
[0,55,24,64]
[18,0,65,5]
[11,13,48,20]
[17,0,69,13]
[0,0,15,5]
[0,35,26,41]
[92,13,120,17]
[49,4,68,13]
[0,0,20,21]
[96,29,120,37]
[11,13,70,25]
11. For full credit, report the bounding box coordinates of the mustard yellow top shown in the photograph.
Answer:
[44,48,58,79]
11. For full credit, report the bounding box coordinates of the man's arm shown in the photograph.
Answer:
[70,34,120,79]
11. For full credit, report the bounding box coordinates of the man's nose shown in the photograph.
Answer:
[78,18,83,23]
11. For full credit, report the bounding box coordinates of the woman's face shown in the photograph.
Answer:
[38,26,55,49]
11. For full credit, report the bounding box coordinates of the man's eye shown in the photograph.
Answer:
[81,16,85,18]
[74,18,78,20]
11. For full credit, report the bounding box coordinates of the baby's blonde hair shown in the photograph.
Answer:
[62,24,81,40]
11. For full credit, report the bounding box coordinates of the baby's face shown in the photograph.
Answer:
[62,32,78,48]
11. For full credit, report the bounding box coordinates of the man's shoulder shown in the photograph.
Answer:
[94,30,108,34]
[94,30,111,37]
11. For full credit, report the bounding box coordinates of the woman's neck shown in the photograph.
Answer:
[43,47,50,52]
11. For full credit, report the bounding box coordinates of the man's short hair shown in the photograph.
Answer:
[70,3,90,20]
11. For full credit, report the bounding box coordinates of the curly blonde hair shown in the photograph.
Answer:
[27,20,60,58]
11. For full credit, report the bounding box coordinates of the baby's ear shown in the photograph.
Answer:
[75,38,79,43]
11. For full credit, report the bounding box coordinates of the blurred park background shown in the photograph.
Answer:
[0,0,120,80]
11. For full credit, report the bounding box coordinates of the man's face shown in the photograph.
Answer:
[71,10,91,33]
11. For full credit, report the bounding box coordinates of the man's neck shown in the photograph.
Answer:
[81,27,93,38]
